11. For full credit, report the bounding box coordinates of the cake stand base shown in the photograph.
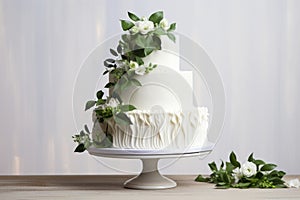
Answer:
[88,146,213,189]
[124,158,176,190]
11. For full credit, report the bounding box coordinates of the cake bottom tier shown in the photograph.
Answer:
[92,107,209,150]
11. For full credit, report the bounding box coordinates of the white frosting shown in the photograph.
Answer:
[117,36,195,112]
[92,107,209,150]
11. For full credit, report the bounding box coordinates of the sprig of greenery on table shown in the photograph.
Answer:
[72,11,176,153]
[195,152,286,189]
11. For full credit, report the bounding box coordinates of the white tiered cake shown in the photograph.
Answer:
[92,36,209,150]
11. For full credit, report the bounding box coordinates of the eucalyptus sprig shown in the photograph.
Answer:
[195,152,287,189]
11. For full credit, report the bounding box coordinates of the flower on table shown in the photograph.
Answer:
[232,168,243,183]
[286,179,300,188]
[240,161,257,177]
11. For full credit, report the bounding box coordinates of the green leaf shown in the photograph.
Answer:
[269,177,284,185]
[111,91,122,103]
[216,183,230,189]
[128,12,140,21]
[153,27,166,35]
[131,78,142,86]
[168,23,176,31]
[135,35,147,48]
[104,82,115,88]
[248,153,254,162]
[220,160,224,169]
[225,162,235,172]
[260,164,277,171]
[117,44,122,53]
[144,47,154,56]
[229,151,241,168]
[114,112,132,126]
[220,172,231,184]
[119,104,136,112]
[233,182,251,188]
[79,130,85,136]
[208,162,218,172]
[103,70,109,75]
[85,100,96,111]
[96,99,106,105]
[104,58,115,63]
[120,20,134,31]
[149,11,163,24]
[277,170,286,178]
[195,175,209,182]
[274,184,287,188]
[93,135,113,148]
[96,90,104,99]
[84,124,90,134]
[135,56,144,65]
[110,48,118,56]
[167,32,176,42]
[253,159,265,166]
[74,144,86,152]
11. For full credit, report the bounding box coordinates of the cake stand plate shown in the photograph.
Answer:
[88,145,213,190]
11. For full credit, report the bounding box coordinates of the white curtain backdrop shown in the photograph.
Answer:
[0,0,299,175]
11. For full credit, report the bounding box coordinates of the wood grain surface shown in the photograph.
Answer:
[0,175,299,200]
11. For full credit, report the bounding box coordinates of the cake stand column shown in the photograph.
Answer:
[124,158,177,189]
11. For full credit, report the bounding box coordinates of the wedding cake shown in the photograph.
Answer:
[73,11,209,152]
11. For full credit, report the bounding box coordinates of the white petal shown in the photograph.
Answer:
[286,179,300,188]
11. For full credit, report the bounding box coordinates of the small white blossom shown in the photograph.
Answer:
[159,18,169,30]
[286,179,300,188]
[106,98,119,108]
[135,20,154,34]
[130,26,139,34]
[232,168,242,183]
[135,66,146,75]
[129,61,139,69]
[240,161,257,177]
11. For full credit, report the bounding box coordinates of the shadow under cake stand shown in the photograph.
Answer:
[88,145,213,190]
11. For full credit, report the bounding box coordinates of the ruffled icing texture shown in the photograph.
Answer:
[92,107,209,150]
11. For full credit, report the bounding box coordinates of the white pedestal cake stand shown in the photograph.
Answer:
[88,145,213,190]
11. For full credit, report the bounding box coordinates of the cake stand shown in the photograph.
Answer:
[88,145,213,190]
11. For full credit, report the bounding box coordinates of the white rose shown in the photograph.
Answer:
[286,179,300,188]
[129,61,139,69]
[240,161,257,177]
[135,20,154,34]
[135,66,146,75]
[159,18,169,30]
[106,98,119,108]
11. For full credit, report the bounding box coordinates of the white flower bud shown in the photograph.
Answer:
[159,18,169,30]
[129,61,139,69]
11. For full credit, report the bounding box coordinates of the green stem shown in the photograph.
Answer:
[105,123,108,137]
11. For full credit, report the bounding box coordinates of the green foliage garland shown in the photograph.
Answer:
[195,152,287,189]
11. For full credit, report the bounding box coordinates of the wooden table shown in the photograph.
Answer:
[0,175,299,200]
